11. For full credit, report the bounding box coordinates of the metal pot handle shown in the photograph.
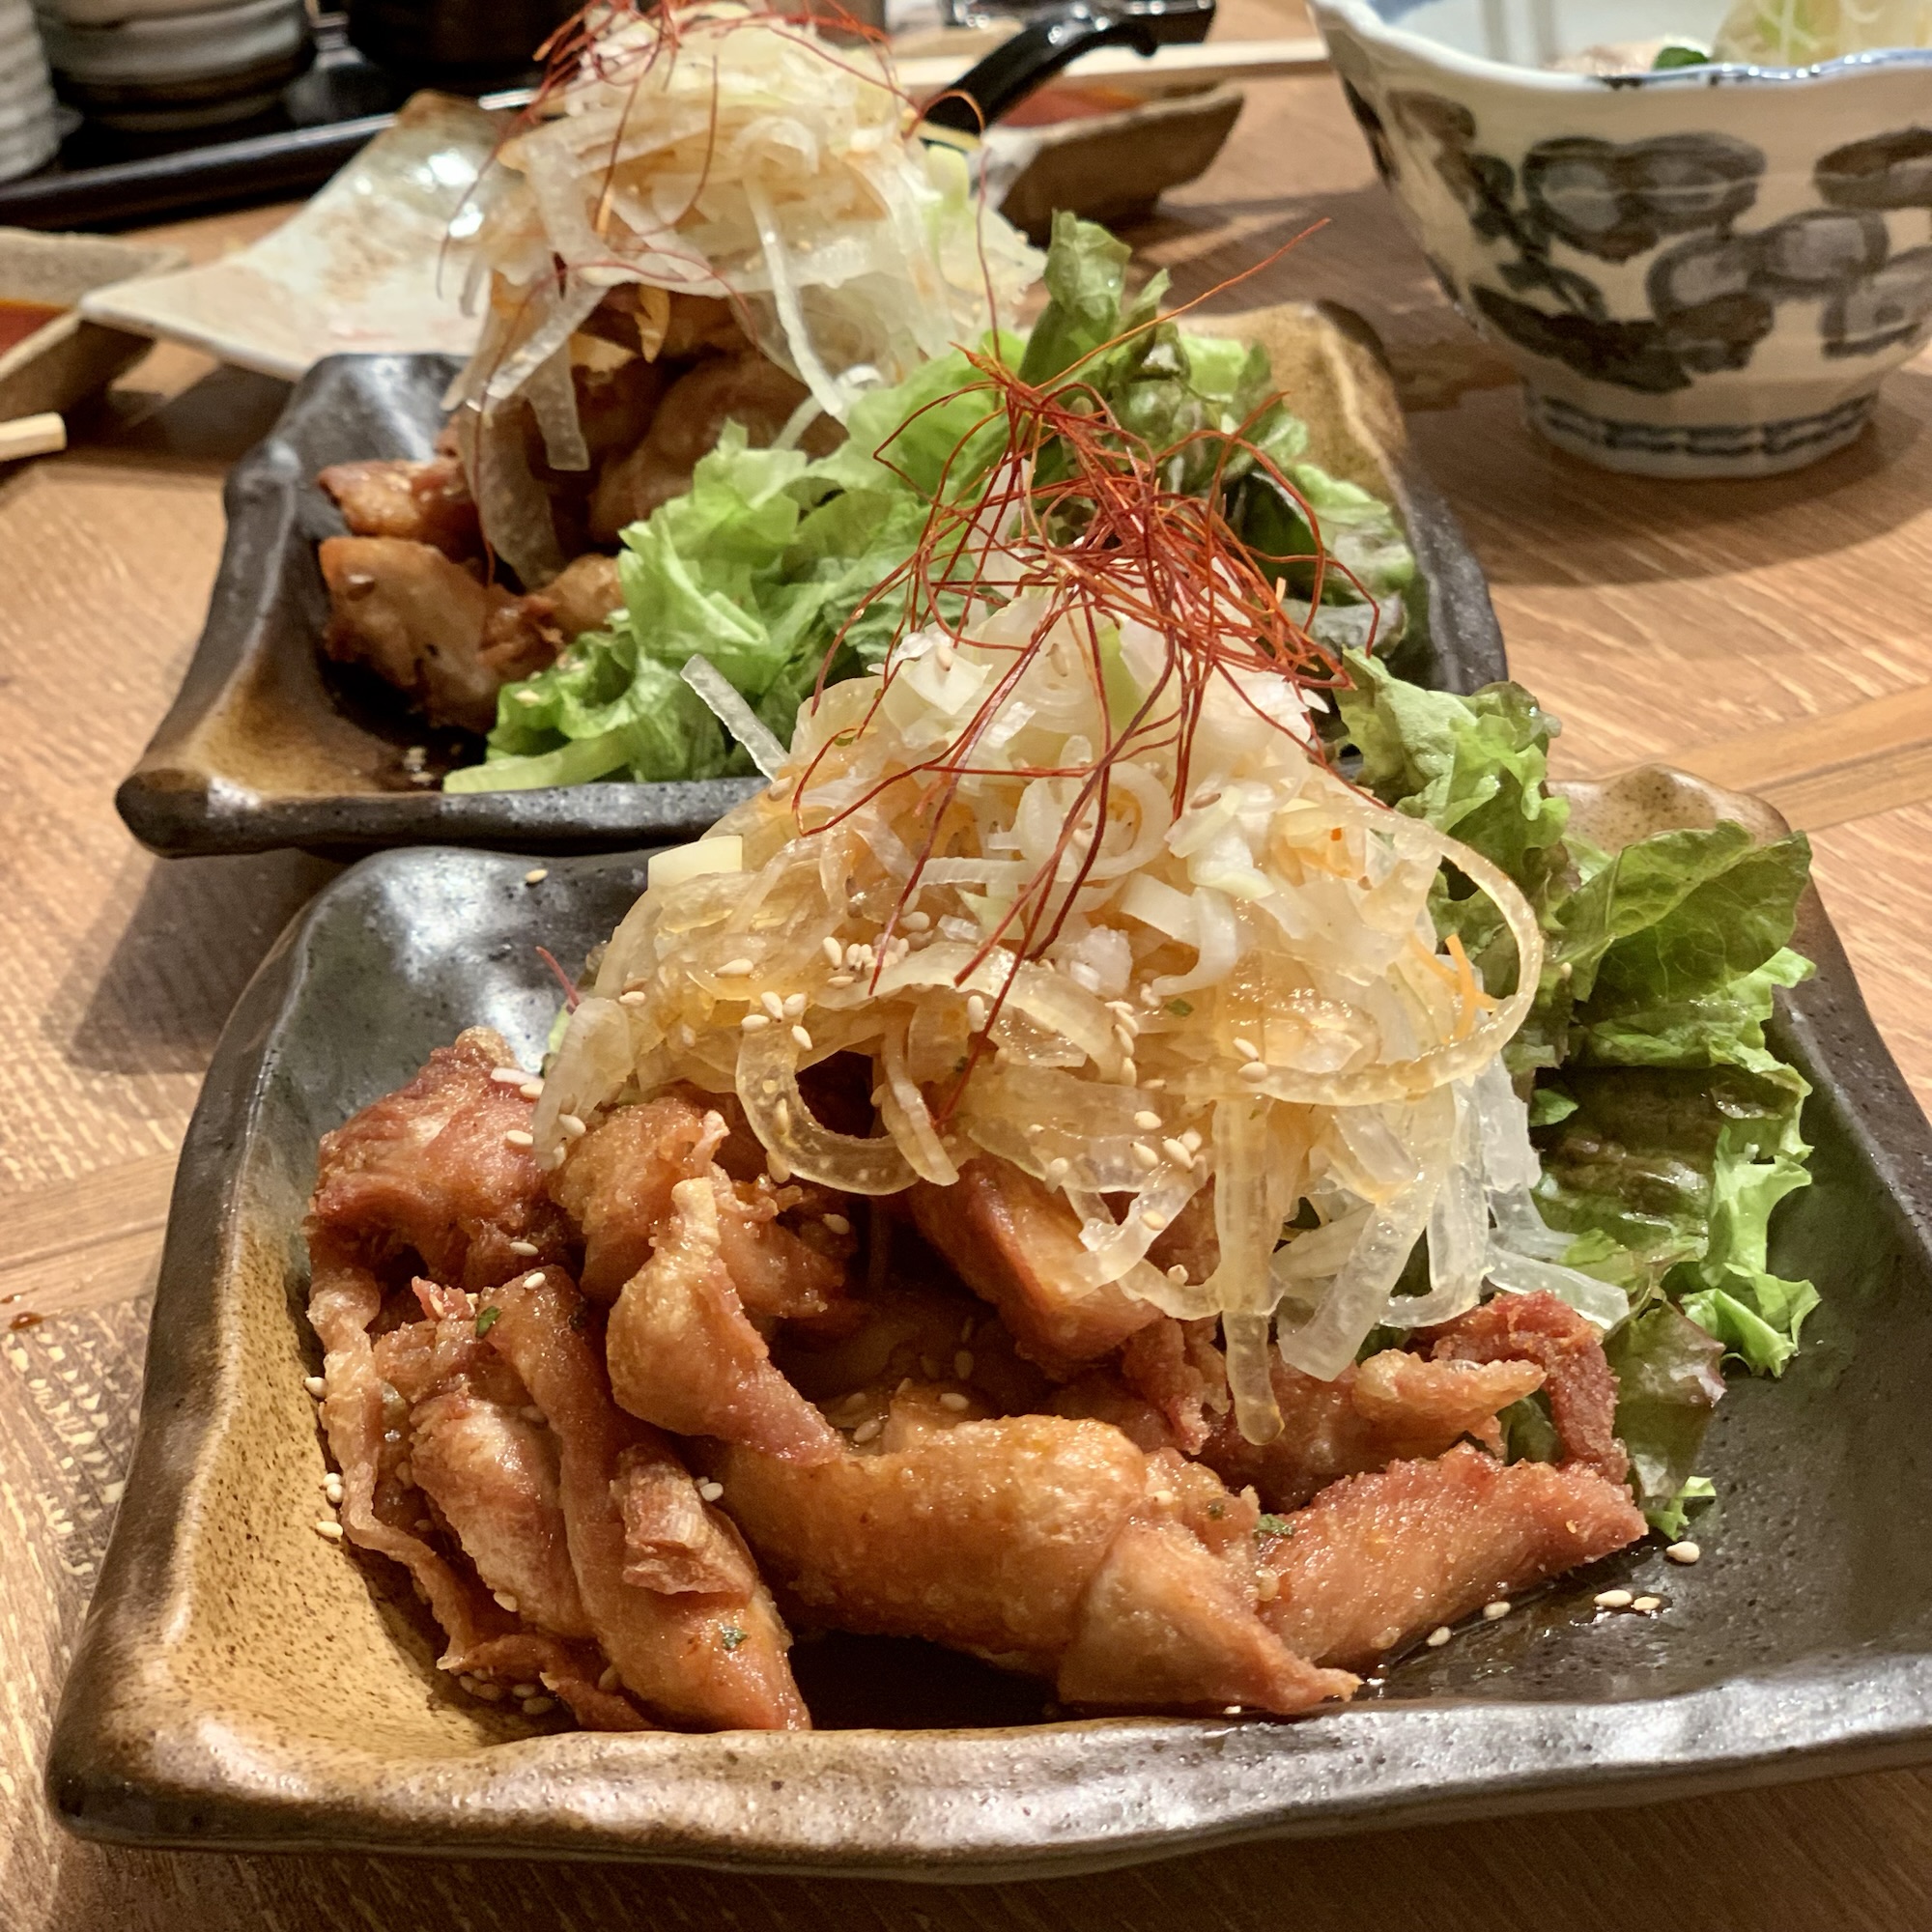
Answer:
[919,0,1218,134]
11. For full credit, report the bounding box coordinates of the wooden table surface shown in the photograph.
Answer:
[10,16,1932,1926]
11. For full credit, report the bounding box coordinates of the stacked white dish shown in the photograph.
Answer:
[35,0,311,133]
[0,0,60,184]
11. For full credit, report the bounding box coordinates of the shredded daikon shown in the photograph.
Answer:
[536,492,1608,1444]
[442,0,1040,580]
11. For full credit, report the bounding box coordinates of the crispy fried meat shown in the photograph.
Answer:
[1200,1343,1544,1513]
[588,353,814,540]
[606,1176,842,1464]
[908,1156,1159,1370]
[485,1266,809,1730]
[310,1027,571,1291]
[319,451,479,557]
[1259,1443,1647,1670]
[1425,1290,1629,1484]
[716,1395,1354,1716]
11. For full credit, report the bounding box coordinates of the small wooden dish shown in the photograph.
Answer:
[0,226,185,424]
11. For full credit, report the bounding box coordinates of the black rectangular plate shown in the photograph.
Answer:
[43,838,1932,1874]
[114,341,1508,861]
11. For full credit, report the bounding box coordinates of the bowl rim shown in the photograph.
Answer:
[1310,0,1932,95]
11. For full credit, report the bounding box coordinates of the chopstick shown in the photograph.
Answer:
[896,35,1330,102]
[0,412,66,464]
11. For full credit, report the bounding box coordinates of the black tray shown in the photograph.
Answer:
[116,327,1507,860]
[45,822,1932,1870]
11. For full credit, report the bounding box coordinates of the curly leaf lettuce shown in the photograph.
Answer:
[449,216,1416,792]
[1335,654,1820,1516]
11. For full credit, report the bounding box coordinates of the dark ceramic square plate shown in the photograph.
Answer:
[44,788,1932,1876]
[113,306,1507,859]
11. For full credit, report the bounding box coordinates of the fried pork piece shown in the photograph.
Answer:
[310,1026,571,1291]
[1258,1443,1648,1670]
[909,1156,1159,1371]
[1425,1290,1629,1485]
[1199,1344,1545,1513]
[588,353,814,540]
[532,552,624,641]
[306,1239,645,1730]
[486,1267,809,1731]
[715,1395,1355,1716]
[607,1176,842,1465]
[319,536,556,732]
[319,451,480,557]
[551,1092,848,1318]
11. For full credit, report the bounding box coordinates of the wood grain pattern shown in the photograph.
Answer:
[8,1,1932,1919]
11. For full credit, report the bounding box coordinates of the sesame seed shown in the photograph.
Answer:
[791,1024,813,1051]
[519,1080,544,1101]
[494,1592,520,1612]
[508,1239,538,1256]
[558,1113,586,1139]
[1161,1137,1192,1168]
[1114,1024,1136,1055]
[954,1350,975,1378]
[939,1392,970,1412]
[967,994,989,1033]
[827,971,856,987]
[415,1518,433,1531]
[1425,1625,1453,1648]
[822,937,844,967]
[696,1480,724,1502]
[1595,1589,1634,1609]
[303,1375,327,1398]
[1223,1705,1242,1717]
[504,1128,534,1149]
[618,991,646,1009]
[1130,1141,1159,1171]
[1633,1595,1662,1613]
[761,991,785,1019]
[742,1012,772,1031]
[774,1099,792,1132]
[1238,1062,1270,1084]
[959,1317,977,1343]
[598,1664,621,1692]
[1180,1128,1203,1152]
[314,1520,344,1541]
[521,1270,546,1289]
[823,1212,852,1236]
[782,992,807,1018]
[491,1065,530,1086]
[473,1679,504,1699]
[522,1696,555,1716]
[1665,1541,1701,1565]
[523,1405,545,1422]
[1166,1264,1187,1285]
[512,1682,540,1699]
[1119,1058,1138,1084]
[524,867,548,885]
[853,1418,882,1444]
[1047,1157,1070,1179]
[1233,1037,1260,1061]
[903,909,931,931]
[718,957,753,978]
[1256,1571,1279,1601]
[767,1152,792,1184]
[1143,1076,1164,1091]
[1133,1110,1162,1131]
[1482,1600,1510,1620]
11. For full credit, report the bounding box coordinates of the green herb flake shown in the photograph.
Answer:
[1652,42,1710,66]
[719,1624,748,1652]
[1254,1513,1294,1540]
[1207,1500,1225,1520]
[474,1306,500,1338]
[1166,998,1194,1017]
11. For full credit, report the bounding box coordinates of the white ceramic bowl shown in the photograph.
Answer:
[0,0,59,185]
[1311,0,1932,475]
[36,0,310,131]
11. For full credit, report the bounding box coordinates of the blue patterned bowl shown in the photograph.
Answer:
[1311,0,1932,474]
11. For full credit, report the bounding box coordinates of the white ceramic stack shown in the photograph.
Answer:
[0,0,60,183]
[35,0,311,134]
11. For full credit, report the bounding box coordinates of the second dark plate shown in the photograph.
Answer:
[115,308,1508,858]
